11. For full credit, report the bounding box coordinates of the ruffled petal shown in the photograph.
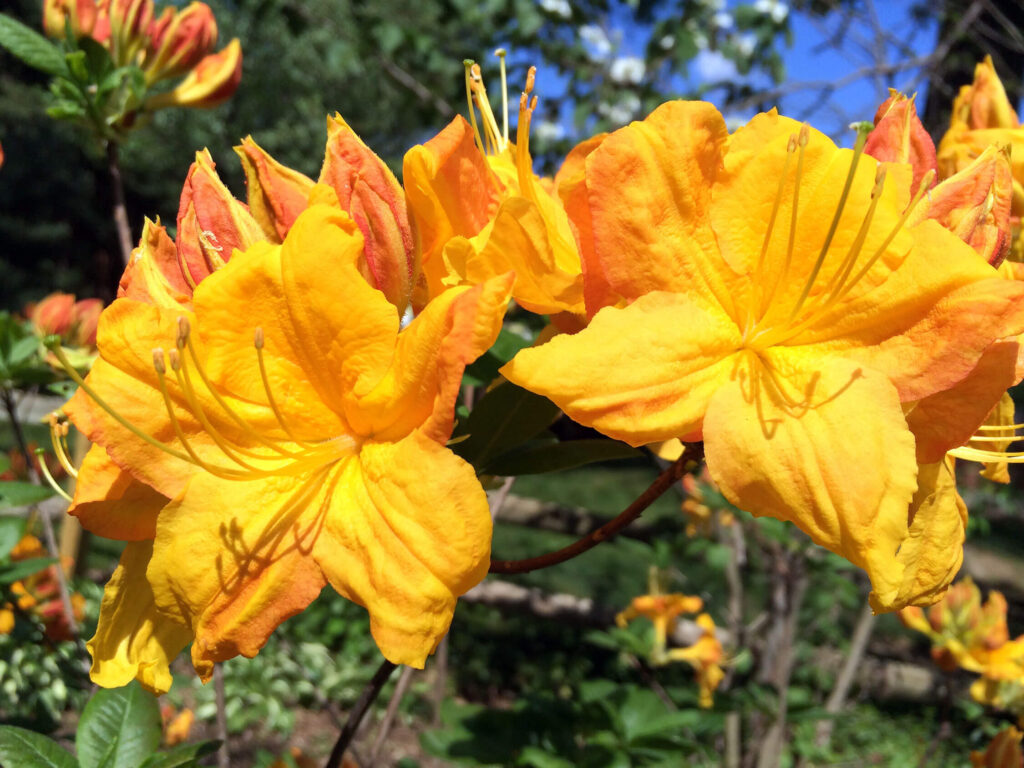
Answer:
[69,445,167,541]
[503,291,741,446]
[87,541,192,694]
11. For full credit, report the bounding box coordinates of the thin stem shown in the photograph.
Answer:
[489,444,703,575]
[815,600,875,749]
[369,665,415,766]
[106,141,133,266]
[324,659,398,768]
[213,665,230,768]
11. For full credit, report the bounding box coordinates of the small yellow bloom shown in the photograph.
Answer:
[666,613,726,709]
[66,205,512,693]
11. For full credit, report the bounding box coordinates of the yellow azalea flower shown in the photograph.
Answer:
[616,592,704,657]
[504,101,1024,611]
[971,726,1024,768]
[666,613,726,709]
[62,205,513,693]
[403,56,600,318]
[937,56,1024,220]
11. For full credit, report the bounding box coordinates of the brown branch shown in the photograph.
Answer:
[324,659,397,768]
[369,665,415,766]
[815,600,876,748]
[213,665,230,768]
[105,142,133,267]
[489,444,703,575]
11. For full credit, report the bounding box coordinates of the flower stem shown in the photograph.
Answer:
[489,443,704,575]
[106,141,133,266]
[324,658,398,768]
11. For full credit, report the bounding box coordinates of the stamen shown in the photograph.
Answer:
[470,62,505,154]
[255,328,310,445]
[463,60,486,154]
[46,413,78,479]
[34,448,72,502]
[495,48,509,144]
[515,68,540,200]
[789,126,870,321]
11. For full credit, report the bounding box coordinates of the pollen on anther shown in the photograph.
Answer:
[153,348,167,375]
[176,316,191,348]
[524,66,536,94]
[168,349,181,371]
[798,124,810,146]
[254,327,265,350]
[787,134,797,153]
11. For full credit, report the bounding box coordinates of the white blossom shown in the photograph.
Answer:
[579,25,612,60]
[609,56,645,84]
[538,0,572,19]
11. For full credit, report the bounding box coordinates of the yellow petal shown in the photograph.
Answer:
[503,291,741,446]
[313,433,491,667]
[870,459,966,612]
[88,541,192,694]
[70,445,167,541]
[147,470,329,681]
[703,349,918,609]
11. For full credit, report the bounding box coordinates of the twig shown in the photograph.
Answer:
[725,711,741,768]
[490,444,702,574]
[489,476,515,520]
[814,601,876,748]
[213,665,230,768]
[378,58,454,117]
[369,665,415,766]
[105,141,133,266]
[432,635,448,728]
[324,659,398,768]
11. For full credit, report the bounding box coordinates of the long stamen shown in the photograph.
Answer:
[470,62,505,154]
[788,126,871,321]
[496,48,509,144]
[463,60,486,153]
[255,328,311,446]
[152,349,248,480]
[34,447,72,502]
[515,67,539,201]
[47,414,78,479]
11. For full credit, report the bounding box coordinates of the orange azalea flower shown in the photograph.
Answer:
[505,102,1024,611]
[61,205,512,693]
[971,726,1024,768]
[403,56,598,317]
[616,592,704,655]
[937,56,1024,221]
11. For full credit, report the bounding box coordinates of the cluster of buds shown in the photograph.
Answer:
[615,567,726,708]
[0,535,85,643]
[901,579,1024,719]
[27,292,102,371]
[42,0,241,110]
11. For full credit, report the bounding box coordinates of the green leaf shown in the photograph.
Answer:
[0,15,68,77]
[483,438,641,476]
[0,725,78,768]
[138,741,221,768]
[65,50,89,82]
[0,556,58,585]
[77,682,163,768]
[463,328,532,387]
[0,516,26,560]
[451,382,560,470]
[0,481,57,510]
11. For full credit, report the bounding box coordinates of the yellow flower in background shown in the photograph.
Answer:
[62,205,512,693]
[505,102,1024,612]
[616,592,704,657]
[403,55,600,319]
[666,613,726,709]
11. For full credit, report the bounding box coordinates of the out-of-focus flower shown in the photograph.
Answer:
[269,748,324,768]
[27,292,103,370]
[505,103,1024,612]
[160,705,195,746]
[971,726,1024,768]
[145,38,241,110]
[681,469,734,537]
[108,0,154,66]
[0,535,85,643]
[42,0,99,39]
[616,592,704,655]
[666,613,726,708]
[144,2,217,83]
[64,205,512,693]
[609,56,645,85]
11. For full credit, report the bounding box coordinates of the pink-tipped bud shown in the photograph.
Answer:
[864,90,936,193]
[145,2,218,82]
[146,38,242,111]
[42,0,99,38]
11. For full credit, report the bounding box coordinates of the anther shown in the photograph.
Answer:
[176,316,190,349]
[798,124,810,146]
[153,348,167,375]
[168,349,181,372]
[254,327,265,350]
[525,65,536,94]
[787,134,797,153]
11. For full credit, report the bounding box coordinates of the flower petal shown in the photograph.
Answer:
[88,541,192,694]
[70,445,167,541]
[147,470,329,681]
[503,291,741,446]
[313,433,491,667]
[234,136,315,242]
[703,349,919,610]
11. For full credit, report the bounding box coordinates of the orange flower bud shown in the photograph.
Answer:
[118,217,194,306]
[864,91,936,194]
[909,145,1014,266]
[971,726,1024,768]
[234,136,314,242]
[69,298,102,348]
[108,0,153,64]
[145,38,242,110]
[175,149,263,287]
[318,113,418,309]
[30,292,76,336]
[145,2,218,83]
[953,56,1020,132]
[42,0,99,38]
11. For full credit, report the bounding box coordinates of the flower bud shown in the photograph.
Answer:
[68,298,102,348]
[145,2,217,83]
[42,0,99,38]
[29,292,76,337]
[864,90,936,193]
[145,39,242,110]
[234,136,314,242]
[108,0,154,65]
[118,217,194,307]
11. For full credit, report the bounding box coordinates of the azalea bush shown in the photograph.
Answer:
[3,2,1024,766]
